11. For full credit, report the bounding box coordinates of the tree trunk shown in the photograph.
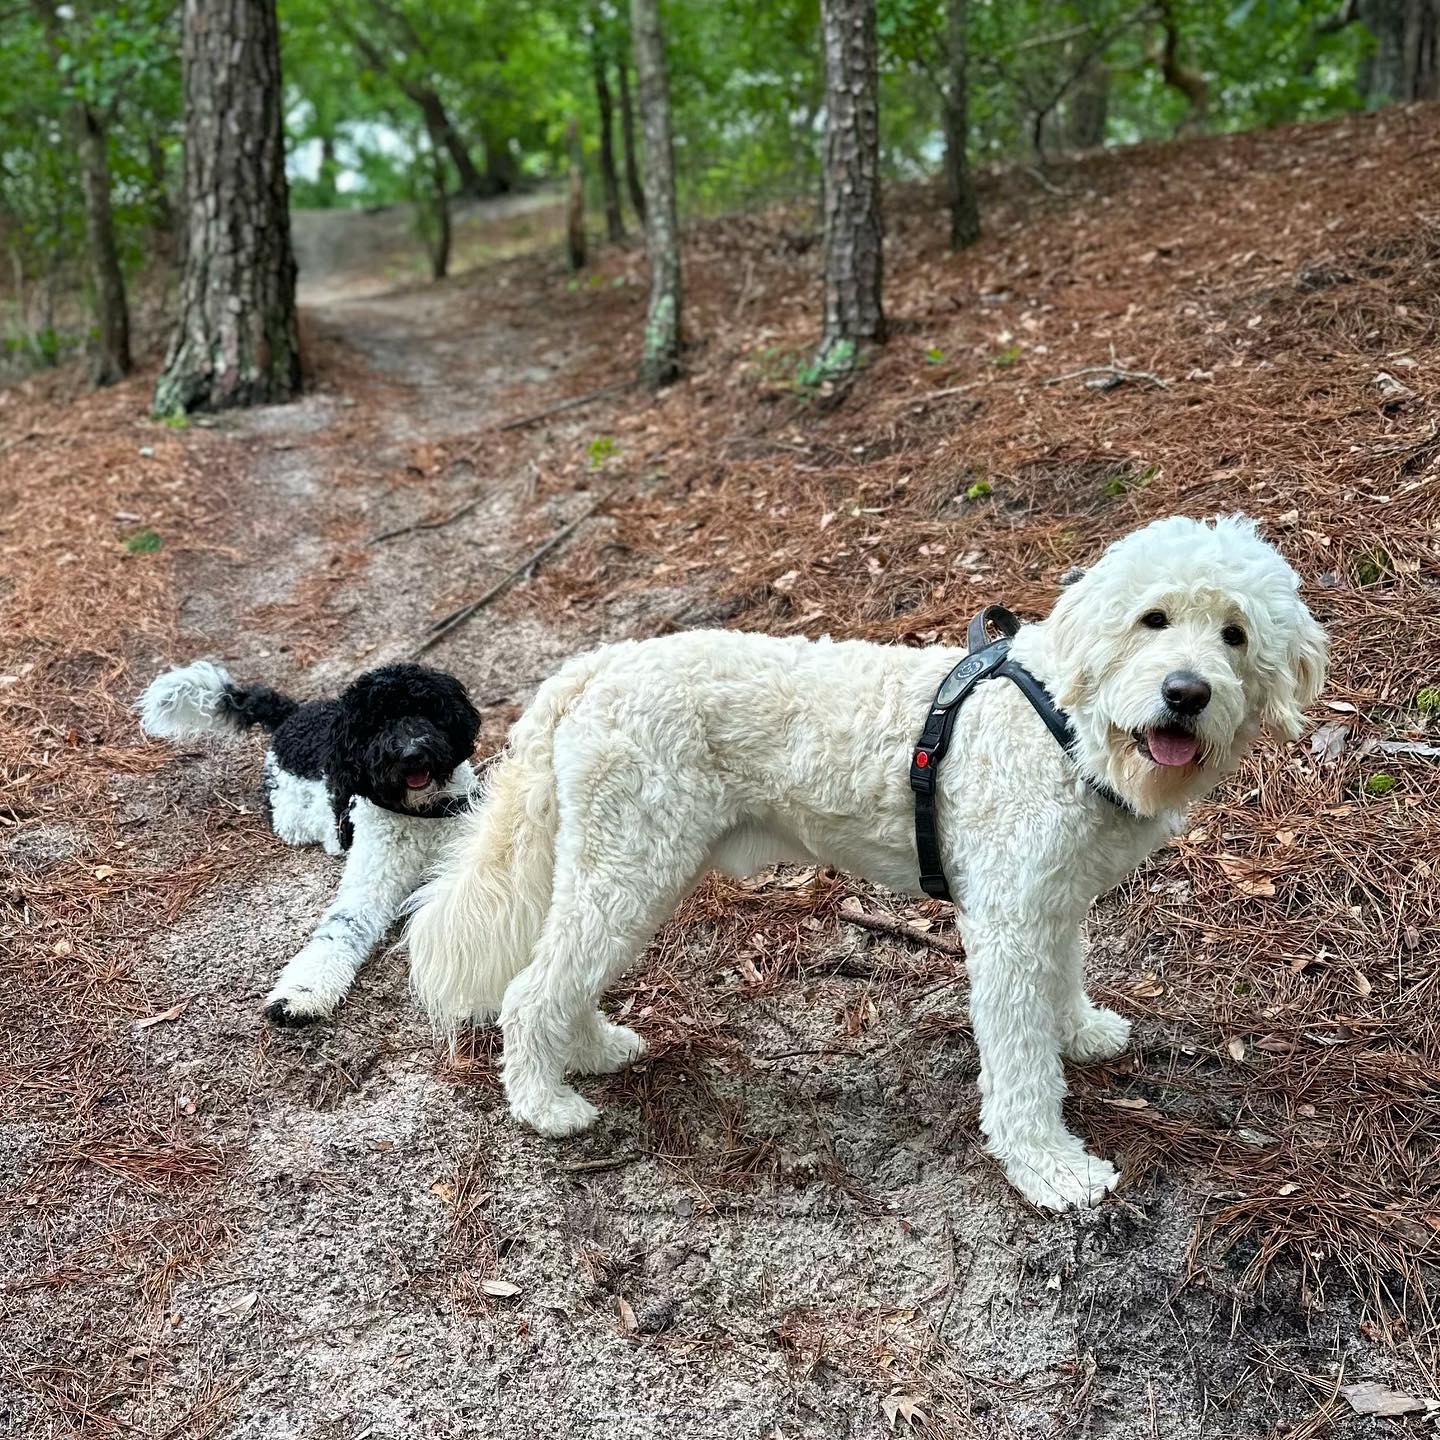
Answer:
[154,0,301,415]
[816,0,885,375]
[480,124,518,195]
[566,117,587,271]
[30,0,132,385]
[422,145,450,280]
[318,132,340,205]
[617,54,646,224]
[74,105,133,386]
[630,0,681,388]
[1358,0,1440,102]
[592,43,626,242]
[1155,2,1209,129]
[1065,60,1110,148]
[416,88,487,197]
[942,0,980,251]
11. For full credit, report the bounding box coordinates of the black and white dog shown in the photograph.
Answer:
[139,660,482,1025]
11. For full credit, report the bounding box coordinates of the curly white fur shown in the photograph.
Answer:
[406,515,1326,1211]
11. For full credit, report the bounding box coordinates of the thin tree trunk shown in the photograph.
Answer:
[318,132,340,205]
[1358,0,1440,101]
[1155,1,1209,129]
[480,123,518,194]
[75,105,132,385]
[592,42,626,242]
[942,0,980,251]
[630,0,681,388]
[566,117,587,270]
[417,88,486,196]
[423,144,450,280]
[816,0,885,375]
[31,0,132,385]
[154,0,301,414]
[617,54,646,224]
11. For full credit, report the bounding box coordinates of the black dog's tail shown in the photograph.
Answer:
[138,660,298,741]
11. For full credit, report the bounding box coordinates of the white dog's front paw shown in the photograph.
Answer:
[1060,1005,1133,1063]
[510,1086,600,1139]
[997,1140,1120,1211]
[569,1022,646,1075]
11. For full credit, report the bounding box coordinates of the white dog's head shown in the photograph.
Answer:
[1038,514,1327,818]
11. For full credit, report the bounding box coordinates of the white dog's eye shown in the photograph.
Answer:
[1222,623,1247,647]
[1140,610,1168,630]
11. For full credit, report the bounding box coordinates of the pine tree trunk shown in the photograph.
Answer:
[592,43,626,242]
[154,0,301,414]
[417,89,487,197]
[630,0,681,388]
[75,105,132,385]
[480,124,519,195]
[942,0,980,252]
[1358,0,1440,101]
[566,118,587,271]
[816,0,885,375]
[30,0,132,385]
[617,55,647,224]
[1064,60,1110,149]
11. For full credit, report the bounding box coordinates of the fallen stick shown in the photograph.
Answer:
[838,902,966,960]
[1043,363,1169,390]
[369,495,484,546]
[558,1153,641,1174]
[495,380,632,433]
[412,481,624,656]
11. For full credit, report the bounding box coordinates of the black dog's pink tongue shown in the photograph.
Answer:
[405,771,432,789]
[1147,728,1200,766]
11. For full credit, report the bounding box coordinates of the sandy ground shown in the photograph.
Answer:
[6,178,1433,1439]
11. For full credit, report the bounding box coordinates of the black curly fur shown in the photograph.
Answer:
[285,664,481,852]
[220,682,301,732]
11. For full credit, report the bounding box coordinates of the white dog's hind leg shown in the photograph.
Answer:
[965,909,1120,1211]
[1053,931,1133,1063]
[265,805,425,1024]
[567,1010,647,1075]
[499,738,718,1137]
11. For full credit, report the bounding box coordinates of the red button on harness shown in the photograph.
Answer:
[914,750,929,767]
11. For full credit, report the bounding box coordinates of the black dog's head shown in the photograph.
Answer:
[327,663,480,848]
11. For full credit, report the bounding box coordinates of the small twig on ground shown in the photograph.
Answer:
[1025,166,1071,197]
[1043,363,1169,390]
[558,1152,642,1175]
[900,380,987,411]
[369,495,485,545]
[495,381,633,433]
[838,901,967,960]
[413,480,625,656]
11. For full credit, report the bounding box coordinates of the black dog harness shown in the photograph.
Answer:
[910,605,1126,901]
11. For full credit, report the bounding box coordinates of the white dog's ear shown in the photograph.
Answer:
[1042,582,1093,708]
[1264,603,1328,740]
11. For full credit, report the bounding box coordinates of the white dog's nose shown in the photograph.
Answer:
[1162,670,1211,715]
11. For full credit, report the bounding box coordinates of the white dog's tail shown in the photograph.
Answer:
[138,660,298,740]
[405,653,599,1026]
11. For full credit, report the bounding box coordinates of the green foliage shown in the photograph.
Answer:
[586,434,618,466]
[1363,772,1396,796]
[924,345,944,364]
[124,527,162,553]
[964,479,993,500]
[1415,687,1440,714]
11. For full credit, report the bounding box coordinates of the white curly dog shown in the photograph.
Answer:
[406,515,1326,1210]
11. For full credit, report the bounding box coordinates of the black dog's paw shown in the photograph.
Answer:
[264,995,327,1028]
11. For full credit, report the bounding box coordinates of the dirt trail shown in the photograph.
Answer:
[8,138,1435,1438]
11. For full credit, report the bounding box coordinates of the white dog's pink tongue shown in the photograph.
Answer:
[1147,728,1199,766]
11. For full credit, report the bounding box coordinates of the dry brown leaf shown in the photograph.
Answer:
[1226,1037,1247,1062]
[1103,1096,1149,1110]
[481,1278,521,1299]
[135,1001,188,1030]
[1352,970,1373,998]
[1217,855,1276,897]
[94,865,116,880]
[880,1394,928,1429]
[617,1296,638,1333]
[430,1180,455,1203]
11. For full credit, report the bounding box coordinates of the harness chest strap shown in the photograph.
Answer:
[910,605,1124,902]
